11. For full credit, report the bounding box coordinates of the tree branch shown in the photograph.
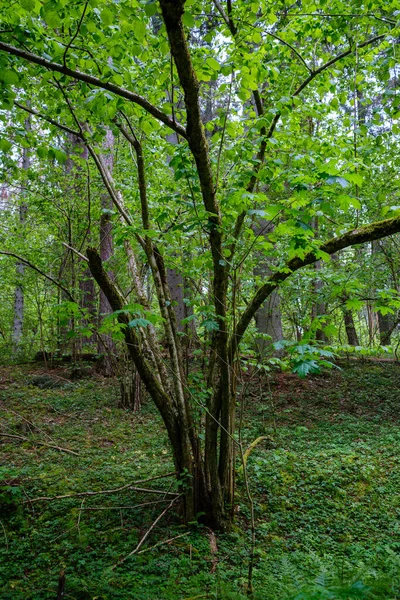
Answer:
[158,0,227,344]
[112,495,181,567]
[13,99,134,228]
[229,215,400,359]
[0,251,75,301]
[266,31,311,73]
[63,0,89,67]
[62,242,89,263]
[267,33,386,138]
[14,101,82,138]
[0,41,187,139]
[86,247,180,444]
[117,121,187,411]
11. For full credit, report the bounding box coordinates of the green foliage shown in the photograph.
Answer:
[1,363,399,599]
[272,340,339,378]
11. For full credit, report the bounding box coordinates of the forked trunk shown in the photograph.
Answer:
[86,245,228,529]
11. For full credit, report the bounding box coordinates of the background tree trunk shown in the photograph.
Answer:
[252,220,283,354]
[12,118,30,355]
[343,309,360,346]
[97,128,117,376]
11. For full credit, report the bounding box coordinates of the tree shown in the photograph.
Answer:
[0,0,399,528]
[12,116,30,354]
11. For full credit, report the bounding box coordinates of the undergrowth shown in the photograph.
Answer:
[0,362,399,599]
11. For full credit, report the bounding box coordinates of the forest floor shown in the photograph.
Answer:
[0,362,399,600]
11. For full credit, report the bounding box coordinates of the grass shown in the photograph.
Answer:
[0,362,399,599]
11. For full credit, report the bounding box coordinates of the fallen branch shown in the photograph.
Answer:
[208,528,218,574]
[138,531,190,554]
[112,495,181,567]
[0,433,79,456]
[25,472,178,503]
[80,498,174,511]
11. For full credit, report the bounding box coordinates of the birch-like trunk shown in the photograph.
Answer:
[12,119,30,354]
[97,128,117,376]
[252,220,283,353]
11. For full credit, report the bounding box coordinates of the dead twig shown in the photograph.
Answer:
[207,528,218,574]
[25,472,178,503]
[0,520,8,551]
[112,495,181,568]
[77,498,85,540]
[138,531,190,554]
[79,498,174,511]
[0,433,79,456]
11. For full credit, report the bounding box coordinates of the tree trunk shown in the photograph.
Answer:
[254,290,283,348]
[119,349,141,411]
[97,128,117,376]
[378,312,393,346]
[343,309,360,346]
[86,245,222,528]
[12,119,30,355]
[252,220,283,354]
[311,262,328,343]
[167,267,185,331]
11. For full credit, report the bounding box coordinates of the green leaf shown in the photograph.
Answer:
[128,318,152,328]
[292,359,320,378]
[345,298,363,311]
[376,306,394,316]
[330,97,339,109]
[206,57,220,71]
[346,172,363,186]
[53,148,67,164]
[101,8,113,26]
[323,324,338,337]
[144,2,157,17]
[37,146,48,159]
[0,139,12,152]
[182,12,195,28]
[202,318,219,332]
[20,0,36,9]
[43,6,61,28]
[337,195,361,210]
[0,69,19,85]
[273,339,291,351]
[134,19,146,41]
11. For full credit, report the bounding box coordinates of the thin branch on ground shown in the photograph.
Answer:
[80,498,175,511]
[0,433,79,455]
[138,531,190,554]
[25,472,178,503]
[0,520,8,551]
[111,495,181,568]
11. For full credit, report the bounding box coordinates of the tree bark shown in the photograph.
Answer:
[311,261,328,343]
[378,312,393,346]
[86,246,213,525]
[252,220,283,353]
[12,118,30,355]
[97,128,117,376]
[343,310,360,346]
